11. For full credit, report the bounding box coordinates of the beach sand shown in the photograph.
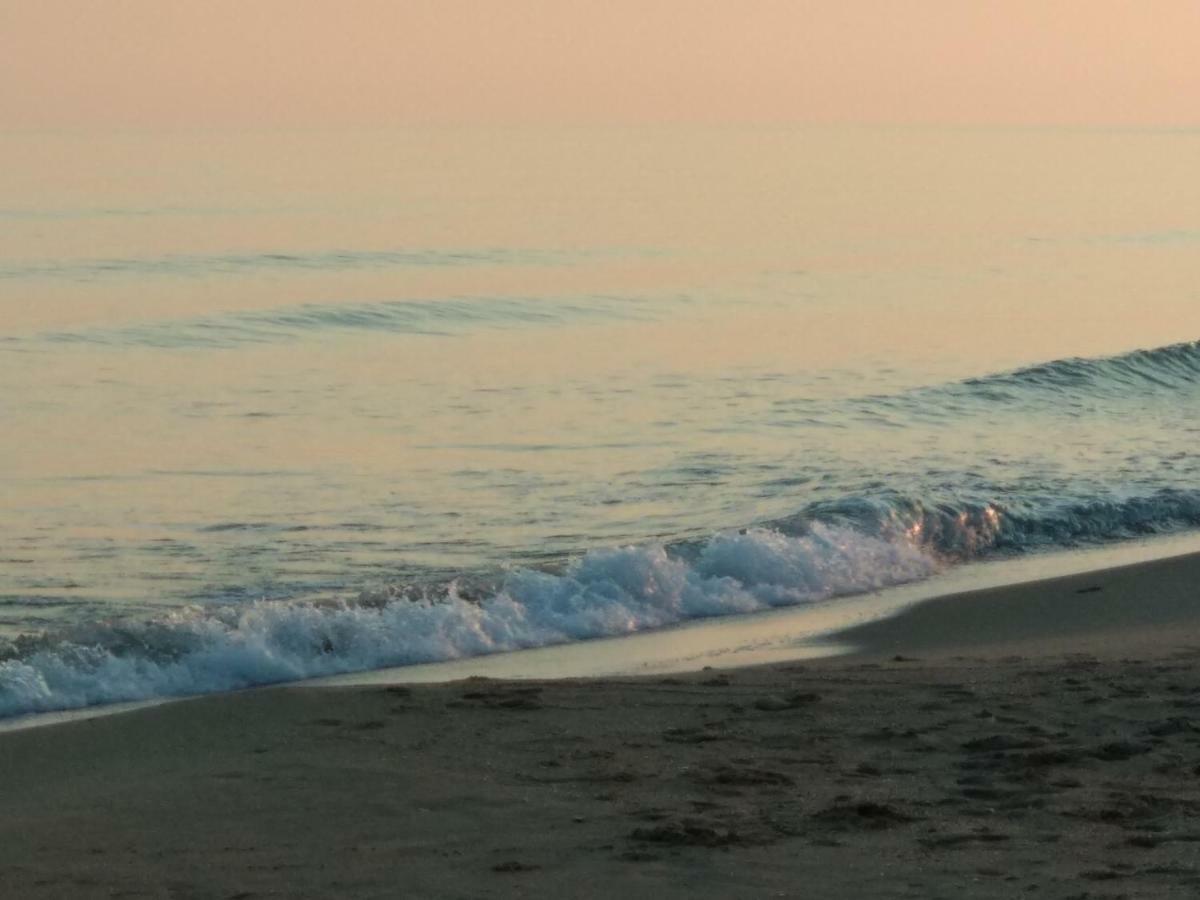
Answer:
[4,553,1200,898]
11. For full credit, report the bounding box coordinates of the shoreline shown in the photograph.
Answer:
[5,548,1200,895]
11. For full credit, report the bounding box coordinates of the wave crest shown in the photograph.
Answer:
[962,340,1200,400]
[0,524,935,717]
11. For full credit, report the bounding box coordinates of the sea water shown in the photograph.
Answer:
[3,126,1199,716]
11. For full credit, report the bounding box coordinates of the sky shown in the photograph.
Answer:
[2,1,1199,129]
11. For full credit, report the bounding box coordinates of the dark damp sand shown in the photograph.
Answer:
[5,553,1200,899]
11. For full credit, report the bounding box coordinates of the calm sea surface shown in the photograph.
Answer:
[3,127,1200,715]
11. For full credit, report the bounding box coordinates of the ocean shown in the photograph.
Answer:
[3,125,1199,718]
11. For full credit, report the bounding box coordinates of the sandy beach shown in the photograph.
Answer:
[4,552,1200,899]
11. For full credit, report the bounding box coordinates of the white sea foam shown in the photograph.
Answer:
[0,524,937,718]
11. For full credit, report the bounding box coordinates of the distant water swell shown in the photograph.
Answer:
[3,484,1200,719]
[28,295,667,348]
[0,247,589,282]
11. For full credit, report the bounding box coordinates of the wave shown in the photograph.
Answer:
[0,524,934,717]
[958,340,1200,400]
[3,339,1200,718]
[0,205,286,221]
[5,486,1200,718]
[838,340,1200,428]
[778,488,1200,557]
[30,295,661,348]
[0,247,581,281]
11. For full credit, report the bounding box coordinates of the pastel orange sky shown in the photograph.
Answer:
[3,1,1199,129]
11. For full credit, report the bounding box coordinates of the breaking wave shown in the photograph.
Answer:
[0,524,934,717]
[4,486,1200,718]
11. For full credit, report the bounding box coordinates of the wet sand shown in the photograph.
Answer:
[4,552,1200,898]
